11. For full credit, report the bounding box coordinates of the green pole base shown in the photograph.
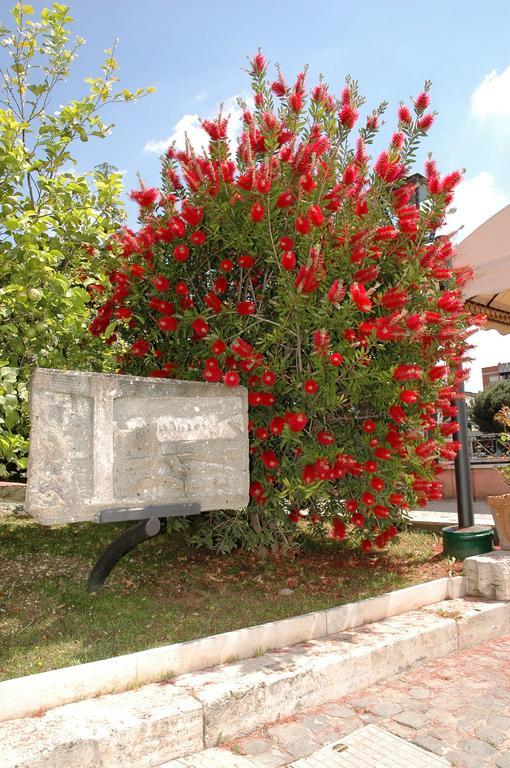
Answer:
[442,525,493,560]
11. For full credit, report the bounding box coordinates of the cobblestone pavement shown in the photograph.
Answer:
[232,635,510,768]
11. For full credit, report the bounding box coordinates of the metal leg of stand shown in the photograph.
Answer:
[454,385,475,529]
[87,517,166,593]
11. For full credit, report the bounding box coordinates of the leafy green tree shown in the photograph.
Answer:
[0,2,152,478]
[470,381,510,433]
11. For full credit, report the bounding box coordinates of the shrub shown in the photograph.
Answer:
[89,53,479,552]
[470,381,510,433]
[0,2,152,478]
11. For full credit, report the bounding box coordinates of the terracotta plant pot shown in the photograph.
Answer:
[487,493,510,550]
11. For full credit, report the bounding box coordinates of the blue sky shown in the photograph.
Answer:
[4,0,510,389]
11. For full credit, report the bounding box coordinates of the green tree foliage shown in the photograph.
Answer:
[470,381,510,433]
[0,2,152,478]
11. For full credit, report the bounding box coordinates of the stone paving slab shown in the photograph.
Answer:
[232,634,510,768]
[289,724,450,766]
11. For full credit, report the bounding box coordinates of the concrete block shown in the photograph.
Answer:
[172,608,458,746]
[1,683,203,768]
[26,368,248,524]
[464,551,510,601]
[325,578,450,635]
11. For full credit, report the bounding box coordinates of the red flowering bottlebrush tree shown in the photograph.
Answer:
[89,54,482,553]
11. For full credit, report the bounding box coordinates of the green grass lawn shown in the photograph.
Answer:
[0,509,460,682]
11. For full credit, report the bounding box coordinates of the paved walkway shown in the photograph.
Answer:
[410,500,494,530]
[231,635,510,768]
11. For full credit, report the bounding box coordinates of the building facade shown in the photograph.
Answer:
[482,361,510,389]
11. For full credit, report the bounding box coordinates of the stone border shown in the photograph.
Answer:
[3,596,509,768]
[0,576,464,722]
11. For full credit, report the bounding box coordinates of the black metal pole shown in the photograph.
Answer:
[453,382,475,528]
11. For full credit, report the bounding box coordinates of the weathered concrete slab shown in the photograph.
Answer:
[464,551,510,601]
[26,368,249,524]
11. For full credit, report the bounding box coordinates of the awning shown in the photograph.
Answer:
[454,204,510,333]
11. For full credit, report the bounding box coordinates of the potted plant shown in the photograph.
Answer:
[487,405,510,549]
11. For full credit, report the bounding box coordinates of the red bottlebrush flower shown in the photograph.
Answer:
[181,204,204,226]
[261,450,279,470]
[271,75,287,97]
[276,190,294,208]
[393,364,423,381]
[365,460,378,473]
[406,313,424,331]
[304,379,319,394]
[250,201,265,223]
[231,337,255,358]
[131,339,150,357]
[286,412,308,432]
[350,282,372,312]
[250,481,265,499]
[331,518,347,540]
[370,476,385,492]
[213,276,228,294]
[351,511,365,528]
[130,264,145,278]
[173,244,190,262]
[362,419,376,433]
[238,254,255,268]
[428,364,448,382]
[261,370,277,386]
[399,389,419,404]
[345,499,359,513]
[252,51,265,73]
[343,164,358,185]
[157,315,179,332]
[295,264,320,294]
[329,352,343,367]
[317,430,335,446]
[300,173,317,192]
[129,187,159,207]
[302,463,317,484]
[374,447,392,460]
[417,113,434,131]
[281,250,297,270]
[309,204,324,227]
[373,504,390,519]
[279,236,294,250]
[88,315,110,336]
[313,329,331,356]
[338,103,358,129]
[269,416,285,435]
[388,405,407,424]
[414,91,430,112]
[191,230,206,246]
[381,288,408,310]
[151,275,170,292]
[174,281,189,296]
[398,104,412,124]
[295,215,311,235]
[255,427,269,440]
[361,491,375,506]
[114,307,132,320]
[220,259,234,272]
[328,279,346,306]
[361,539,373,553]
[389,492,405,506]
[191,317,210,338]
[289,90,303,112]
[236,300,256,316]
[289,508,301,524]
[212,339,227,355]
[223,371,239,388]
[205,292,223,314]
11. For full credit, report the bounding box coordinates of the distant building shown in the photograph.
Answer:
[482,362,510,389]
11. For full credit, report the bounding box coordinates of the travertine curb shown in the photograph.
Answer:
[464,550,510,601]
[0,576,464,723]
[1,596,508,768]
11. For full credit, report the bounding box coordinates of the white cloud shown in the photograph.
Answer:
[465,329,510,393]
[444,171,507,240]
[471,65,510,118]
[143,94,249,157]
[194,89,208,102]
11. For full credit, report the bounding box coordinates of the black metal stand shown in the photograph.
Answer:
[454,384,475,529]
[87,502,201,593]
[87,517,166,593]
